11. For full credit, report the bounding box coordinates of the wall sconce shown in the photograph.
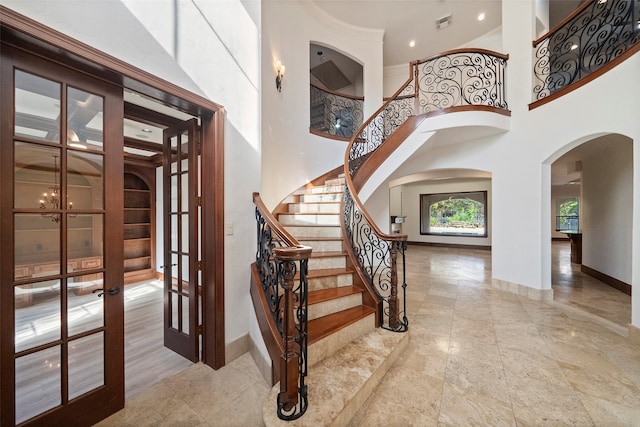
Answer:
[275,61,285,92]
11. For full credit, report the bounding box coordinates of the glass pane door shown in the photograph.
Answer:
[162,119,200,362]
[1,47,124,426]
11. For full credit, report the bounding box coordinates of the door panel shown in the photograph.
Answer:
[1,46,124,426]
[163,119,200,362]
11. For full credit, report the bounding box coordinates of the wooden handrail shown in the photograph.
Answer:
[253,192,298,246]
[411,47,509,65]
[532,0,597,47]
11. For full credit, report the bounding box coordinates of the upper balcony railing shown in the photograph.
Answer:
[309,83,364,140]
[533,0,640,102]
[413,48,509,114]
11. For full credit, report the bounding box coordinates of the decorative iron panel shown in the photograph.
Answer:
[310,85,364,138]
[533,0,640,99]
[416,52,508,113]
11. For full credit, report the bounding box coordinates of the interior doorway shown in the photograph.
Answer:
[1,9,225,426]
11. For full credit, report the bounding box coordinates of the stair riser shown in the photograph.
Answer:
[298,240,343,252]
[309,273,354,291]
[324,178,345,186]
[295,185,344,195]
[288,203,341,214]
[298,194,343,203]
[279,214,340,226]
[307,313,375,368]
[284,226,342,239]
[309,256,346,270]
[308,293,362,321]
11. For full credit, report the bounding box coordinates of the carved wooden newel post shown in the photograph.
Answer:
[388,241,400,330]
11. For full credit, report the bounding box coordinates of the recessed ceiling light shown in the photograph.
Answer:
[477,13,485,21]
[409,40,416,48]
[141,128,153,133]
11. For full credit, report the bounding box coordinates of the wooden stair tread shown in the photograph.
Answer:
[308,305,375,345]
[308,286,363,305]
[303,267,354,279]
[298,237,342,241]
[279,212,339,216]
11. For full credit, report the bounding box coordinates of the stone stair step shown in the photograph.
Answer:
[307,286,363,321]
[309,251,347,270]
[263,328,410,427]
[288,202,341,213]
[294,184,345,195]
[298,193,343,203]
[298,237,343,252]
[278,213,340,226]
[306,268,355,291]
[284,225,342,239]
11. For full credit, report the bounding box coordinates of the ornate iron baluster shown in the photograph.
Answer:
[310,84,364,138]
[533,0,640,100]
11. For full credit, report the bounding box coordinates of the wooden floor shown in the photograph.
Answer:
[14,279,193,423]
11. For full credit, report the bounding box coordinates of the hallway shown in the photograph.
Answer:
[97,242,639,426]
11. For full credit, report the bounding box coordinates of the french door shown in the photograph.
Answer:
[162,119,201,362]
[0,47,124,426]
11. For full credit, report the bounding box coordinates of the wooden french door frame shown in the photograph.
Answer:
[1,44,124,426]
[162,119,200,362]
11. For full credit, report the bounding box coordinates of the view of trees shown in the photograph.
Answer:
[421,191,487,236]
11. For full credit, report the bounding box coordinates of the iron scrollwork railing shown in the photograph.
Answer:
[310,83,364,138]
[343,73,415,332]
[254,194,310,420]
[413,49,509,114]
[533,0,640,100]
[343,186,408,331]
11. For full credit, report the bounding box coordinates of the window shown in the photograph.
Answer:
[420,191,487,237]
[556,197,579,232]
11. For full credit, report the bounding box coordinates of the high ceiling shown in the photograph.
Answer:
[310,0,583,67]
[311,0,503,67]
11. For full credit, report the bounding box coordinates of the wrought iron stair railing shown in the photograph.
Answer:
[309,83,364,139]
[343,48,510,332]
[533,0,640,102]
[251,192,310,421]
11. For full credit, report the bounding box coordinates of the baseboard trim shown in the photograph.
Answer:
[581,265,631,296]
[225,334,250,364]
[249,334,273,386]
[407,241,491,251]
[491,278,554,302]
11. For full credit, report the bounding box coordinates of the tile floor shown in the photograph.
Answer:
[97,242,639,426]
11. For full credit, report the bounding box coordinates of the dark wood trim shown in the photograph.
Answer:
[308,127,352,142]
[352,115,427,191]
[552,237,570,241]
[581,264,632,296]
[408,241,492,251]
[533,0,597,47]
[412,48,509,65]
[202,110,226,370]
[124,137,163,154]
[529,42,640,110]
[124,102,183,129]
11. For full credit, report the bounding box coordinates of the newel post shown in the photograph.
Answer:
[274,245,311,420]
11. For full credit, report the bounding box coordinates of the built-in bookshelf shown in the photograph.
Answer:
[124,170,155,284]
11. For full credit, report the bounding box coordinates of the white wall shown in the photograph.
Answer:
[4,0,262,352]
[260,0,384,209]
[581,135,633,284]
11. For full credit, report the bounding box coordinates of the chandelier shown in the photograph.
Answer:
[39,155,76,223]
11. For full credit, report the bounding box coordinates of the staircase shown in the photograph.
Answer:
[262,174,409,426]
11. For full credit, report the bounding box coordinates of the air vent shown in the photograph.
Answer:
[436,14,452,29]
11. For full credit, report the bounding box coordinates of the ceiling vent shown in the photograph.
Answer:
[436,14,452,29]
[310,60,352,91]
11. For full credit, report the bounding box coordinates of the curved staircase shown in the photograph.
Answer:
[261,173,409,426]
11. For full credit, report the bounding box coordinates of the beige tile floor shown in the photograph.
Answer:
[97,242,639,426]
